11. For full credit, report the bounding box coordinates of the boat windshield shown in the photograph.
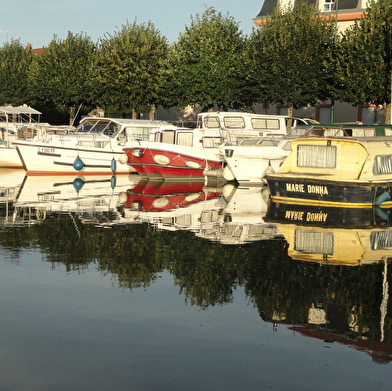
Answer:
[75,119,121,138]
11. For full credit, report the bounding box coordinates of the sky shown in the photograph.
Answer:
[0,0,263,48]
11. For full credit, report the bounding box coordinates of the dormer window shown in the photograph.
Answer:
[324,0,335,12]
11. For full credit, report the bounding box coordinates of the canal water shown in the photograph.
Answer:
[1,169,392,391]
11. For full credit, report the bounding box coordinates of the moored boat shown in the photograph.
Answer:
[13,117,179,175]
[0,105,49,169]
[265,136,392,208]
[121,127,223,180]
[122,111,316,181]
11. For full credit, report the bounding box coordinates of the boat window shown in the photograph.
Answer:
[297,145,336,168]
[223,117,245,129]
[102,123,120,137]
[76,120,118,136]
[370,231,392,249]
[125,126,155,141]
[251,118,280,130]
[161,130,175,144]
[77,140,109,148]
[373,155,392,175]
[202,137,222,148]
[177,132,193,147]
[294,229,334,255]
[204,116,220,128]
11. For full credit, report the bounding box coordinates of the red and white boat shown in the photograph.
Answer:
[121,127,223,180]
[121,111,316,181]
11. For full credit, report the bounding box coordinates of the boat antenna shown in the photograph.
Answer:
[71,103,83,129]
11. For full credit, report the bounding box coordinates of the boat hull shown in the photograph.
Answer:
[266,200,392,228]
[265,174,392,208]
[221,146,289,184]
[124,145,222,180]
[0,146,23,169]
[15,141,136,175]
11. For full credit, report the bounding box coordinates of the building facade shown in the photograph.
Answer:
[250,0,384,124]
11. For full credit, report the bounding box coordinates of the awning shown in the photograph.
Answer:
[0,106,42,115]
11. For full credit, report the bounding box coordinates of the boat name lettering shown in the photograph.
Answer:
[38,194,55,201]
[38,147,56,154]
[286,183,329,195]
[284,210,328,222]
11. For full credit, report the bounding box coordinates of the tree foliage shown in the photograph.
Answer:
[0,39,35,105]
[28,32,97,124]
[246,3,336,109]
[336,0,392,109]
[160,7,249,111]
[93,20,169,115]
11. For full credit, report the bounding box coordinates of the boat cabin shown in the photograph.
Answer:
[196,111,317,143]
[277,137,392,181]
[75,117,179,145]
[148,127,222,149]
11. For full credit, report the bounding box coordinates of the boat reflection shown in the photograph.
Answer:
[195,184,283,244]
[3,173,138,226]
[119,179,223,231]
[266,201,392,265]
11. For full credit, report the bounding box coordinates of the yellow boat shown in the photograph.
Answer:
[265,136,392,207]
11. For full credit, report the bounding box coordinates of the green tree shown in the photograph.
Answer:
[160,7,249,111]
[336,0,392,122]
[246,3,336,111]
[93,21,168,117]
[28,32,97,125]
[0,39,35,105]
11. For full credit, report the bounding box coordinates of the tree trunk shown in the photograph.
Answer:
[149,106,156,120]
[69,106,75,126]
[385,102,392,124]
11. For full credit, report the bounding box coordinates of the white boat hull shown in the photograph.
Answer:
[221,145,290,185]
[0,146,23,169]
[15,140,136,175]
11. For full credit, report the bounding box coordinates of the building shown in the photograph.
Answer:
[251,0,384,124]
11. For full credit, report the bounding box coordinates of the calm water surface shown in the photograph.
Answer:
[1,171,392,391]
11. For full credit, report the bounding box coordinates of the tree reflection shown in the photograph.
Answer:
[1,211,391,348]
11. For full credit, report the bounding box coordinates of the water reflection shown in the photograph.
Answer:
[266,201,392,265]
[1,173,392,377]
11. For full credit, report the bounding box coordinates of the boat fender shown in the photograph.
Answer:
[223,165,236,182]
[111,158,117,172]
[374,207,389,221]
[153,154,171,165]
[262,161,275,178]
[110,175,117,189]
[73,156,85,171]
[374,191,390,206]
[119,154,128,164]
[73,178,84,191]
[118,191,128,204]
[186,161,201,169]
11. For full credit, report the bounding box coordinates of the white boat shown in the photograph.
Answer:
[0,105,47,168]
[13,117,179,175]
[220,136,293,185]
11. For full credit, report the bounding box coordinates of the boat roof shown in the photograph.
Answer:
[0,106,42,115]
[80,117,173,126]
[292,135,392,150]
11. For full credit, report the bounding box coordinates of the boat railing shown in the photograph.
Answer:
[296,124,392,138]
